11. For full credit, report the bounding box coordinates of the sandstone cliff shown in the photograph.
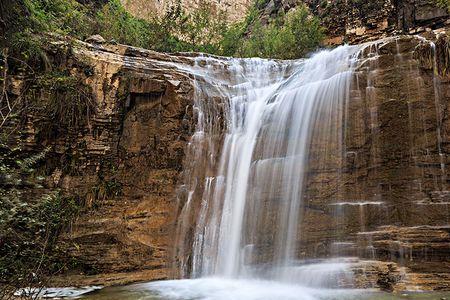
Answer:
[299,32,450,291]
[5,28,450,291]
[6,37,198,286]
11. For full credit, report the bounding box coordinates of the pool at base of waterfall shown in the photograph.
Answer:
[74,278,450,300]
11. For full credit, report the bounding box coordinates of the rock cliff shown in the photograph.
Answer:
[120,0,251,23]
[6,28,450,291]
[299,32,450,291]
[7,37,198,286]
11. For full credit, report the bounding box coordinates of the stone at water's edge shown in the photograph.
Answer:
[6,31,450,291]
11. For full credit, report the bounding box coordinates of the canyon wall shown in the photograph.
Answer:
[6,29,450,290]
[7,38,198,286]
[299,32,450,291]
[303,0,449,44]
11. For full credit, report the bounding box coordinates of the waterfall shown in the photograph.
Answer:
[175,44,363,283]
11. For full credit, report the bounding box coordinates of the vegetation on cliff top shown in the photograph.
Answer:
[232,6,324,59]
[1,0,324,60]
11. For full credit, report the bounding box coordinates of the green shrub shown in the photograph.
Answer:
[436,0,450,10]
[181,0,228,53]
[97,0,152,48]
[23,0,93,37]
[220,22,247,57]
[33,72,94,130]
[0,143,81,291]
[236,5,324,59]
[4,0,323,61]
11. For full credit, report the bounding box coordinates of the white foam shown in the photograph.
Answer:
[144,277,366,300]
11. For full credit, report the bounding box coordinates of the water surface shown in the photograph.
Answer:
[78,278,450,300]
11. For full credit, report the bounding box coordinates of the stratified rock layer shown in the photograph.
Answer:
[8,38,198,286]
[298,33,450,291]
[7,31,450,290]
[259,0,449,45]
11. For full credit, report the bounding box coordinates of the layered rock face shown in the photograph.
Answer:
[305,0,449,44]
[298,33,450,291]
[7,30,450,290]
[7,38,198,286]
[167,32,450,291]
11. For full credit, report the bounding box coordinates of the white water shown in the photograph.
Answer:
[176,44,363,284]
[146,277,366,300]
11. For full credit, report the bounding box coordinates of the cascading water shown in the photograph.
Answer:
[174,44,363,285]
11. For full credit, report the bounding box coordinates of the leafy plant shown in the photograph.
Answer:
[0,142,81,298]
[436,0,450,10]
[33,72,94,130]
[181,0,228,53]
[96,0,152,48]
[4,0,324,61]
[236,5,324,59]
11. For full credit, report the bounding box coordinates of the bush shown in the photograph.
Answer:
[96,0,152,48]
[181,0,228,53]
[4,0,323,61]
[436,0,450,10]
[236,5,324,59]
[32,72,95,130]
[0,143,81,295]
[23,0,93,38]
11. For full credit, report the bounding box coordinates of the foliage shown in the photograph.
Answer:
[92,178,123,202]
[181,0,228,53]
[3,0,324,62]
[0,142,81,297]
[31,72,95,130]
[2,0,94,65]
[436,0,450,10]
[22,0,93,38]
[235,5,324,59]
[3,0,233,61]
[96,0,152,48]
[94,0,233,53]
